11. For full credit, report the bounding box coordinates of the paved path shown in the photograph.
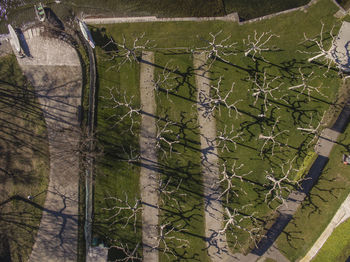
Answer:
[139,51,159,262]
[300,193,350,261]
[330,21,350,71]
[253,100,350,260]
[193,52,236,261]
[83,13,238,24]
[315,128,341,157]
[10,27,82,262]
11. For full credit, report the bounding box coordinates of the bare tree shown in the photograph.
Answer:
[243,30,279,61]
[104,33,155,71]
[155,117,180,158]
[217,124,244,152]
[258,117,289,156]
[209,77,243,118]
[121,145,140,163]
[103,192,142,232]
[153,61,178,101]
[197,76,242,119]
[151,222,189,258]
[264,157,299,207]
[288,68,328,101]
[219,207,261,247]
[215,161,251,203]
[110,242,142,261]
[158,178,187,208]
[297,112,325,146]
[101,87,141,134]
[249,71,282,112]
[199,30,237,64]
[298,22,336,71]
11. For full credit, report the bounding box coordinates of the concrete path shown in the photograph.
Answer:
[253,98,350,259]
[330,21,350,71]
[315,128,341,157]
[83,13,238,25]
[139,51,159,262]
[193,52,237,261]
[0,35,11,57]
[300,193,350,261]
[11,27,82,262]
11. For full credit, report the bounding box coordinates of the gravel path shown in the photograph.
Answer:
[193,52,236,261]
[83,13,238,24]
[11,28,82,262]
[139,51,159,262]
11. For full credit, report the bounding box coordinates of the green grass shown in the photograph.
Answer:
[1,0,323,33]
[313,218,350,261]
[209,0,340,253]
[276,125,350,261]
[154,53,209,261]
[223,0,310,20]
[0,55,49,261]
[93,47,142,260]
[90,0,344,259]
[336,0,350,10]
[294,151,318,181]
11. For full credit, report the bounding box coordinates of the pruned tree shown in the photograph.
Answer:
[199,30,237,64]
[219,207,261,248]
[151,222,189,258]
[103,192,142,232]
[197,76,242,119]
[110,242,142,261]
[249,71,282,112]
[215,161,251,203]
[153,61,178,101]
[264,157,299,207]
[101,87,141,134]
[155,117,180,158]
[243,30,279,61]
[297,112,325,146]
[104,33,155,70]
[121,145,140,163]
[288,68,328,101]
[258,117,289,156]
[209,77,243,118]
[217,124,244,152]
[158,178,187,208]
[298,22,336,71]
[49,127,103,172]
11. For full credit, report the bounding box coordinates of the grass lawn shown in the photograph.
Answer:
[93,47,142,260]
[1,0,322,33]
[154,53,209,261]
[313,218,350,261]
[276,123,350,261]
[336,0,350,10]
[223,0,310,20]
[90,0,345,259]
[0,55,49,261]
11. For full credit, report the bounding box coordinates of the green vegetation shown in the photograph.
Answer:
[294,151,318,181]
[154,53,208,260]
[1,0,316,33]
[313,218,350,261]
[223,0,310,20]
[0,55,49,261]
[90,0,344,260]
[336,0,350,10]
[93,47,142,260]
[276,124,350,260]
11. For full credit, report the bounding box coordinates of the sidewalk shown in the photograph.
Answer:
[11,27,82,262]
